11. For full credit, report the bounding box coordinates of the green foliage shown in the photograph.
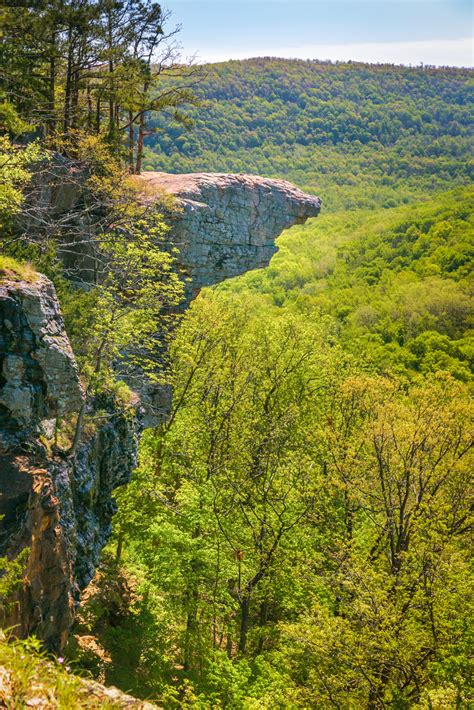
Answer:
[0,1,197,170]
[0,135,44,228]
[108,285,473,707]
[0,256,38,282]
[105,183,473,708]
[230,186,473,381]
[66,214,183,391]
[0,548,29,617]
[0,129,184,408]
[275,373,473,708]
[27,132,186,399]
[144,58,473,210]
[0,99,30,135]
[0,632,119,707]
[2,15,472,708]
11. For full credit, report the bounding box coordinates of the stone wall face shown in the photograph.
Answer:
[135,172,321,425]
[0,277,84,450]
[0,277,139,650]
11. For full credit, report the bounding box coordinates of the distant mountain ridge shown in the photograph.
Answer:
[144,58,473,209]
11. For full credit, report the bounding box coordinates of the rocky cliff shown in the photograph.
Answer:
[0,276,84,448]
[1,172,320,650]
[0,275,139,650]
[139,172,321,295]
[135,172,321,424]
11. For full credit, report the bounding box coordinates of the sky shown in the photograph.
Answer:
[164,0,473,67]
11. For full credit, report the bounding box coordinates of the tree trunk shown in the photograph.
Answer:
[71,68,79,130]
[68,401,86,457]
[106,10,115,139]
[63,26,73,136]
[367,663,390,709]
[47,30,56,137]
[183,584,198,672]
[135,77,150,174]
[96,96,101,133]
[183,527,201,673]
[86,83,93,132]
[115,531,124,562]
[128,111,134,171]
[256,600,268,654]
[135,111,145,174]
[238,596,250,655]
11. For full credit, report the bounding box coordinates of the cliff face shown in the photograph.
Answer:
[139,172,321,295]
[0,276,83,649]
[0,276,84,449]
[1,172,320,649]
[135,172,321,424]
[0,276,139,650]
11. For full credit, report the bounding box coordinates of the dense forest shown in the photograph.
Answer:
[144,58,473,209]
[0,5,473,709]
[88,187,471,708]
[103,59,473,708]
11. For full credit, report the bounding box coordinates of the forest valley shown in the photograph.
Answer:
[0,2,473,709]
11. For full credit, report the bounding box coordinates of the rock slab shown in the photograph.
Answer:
[139,172,321,292]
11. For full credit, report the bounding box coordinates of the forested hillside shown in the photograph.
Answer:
[108,58,474,708]
[100,187,473,710]
[1,8,472,707]
[228,187,473,380]
[144,58,473,209]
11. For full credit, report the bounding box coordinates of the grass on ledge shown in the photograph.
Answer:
[0,633,119,708]
[0,255,39,283]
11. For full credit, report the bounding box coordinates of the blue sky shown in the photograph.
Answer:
[165,0,473,66]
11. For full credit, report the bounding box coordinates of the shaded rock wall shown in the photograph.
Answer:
[0,277,138,650]
[0,276,84,450]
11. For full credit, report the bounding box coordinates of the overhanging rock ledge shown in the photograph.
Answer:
[138,172,322,295]
[132,172,322,424]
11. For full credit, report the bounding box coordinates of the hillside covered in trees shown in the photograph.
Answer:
[115,58,472,708]
[144,58,473,209]
[99,186,472,708]
[0,6,473,708]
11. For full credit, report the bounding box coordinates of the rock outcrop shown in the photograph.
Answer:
[139,172,321,295]
[0,275,84,450]
[134,172,321,424]
[1,172,321,649]
[0,276,139,650]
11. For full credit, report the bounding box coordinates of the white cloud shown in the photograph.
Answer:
[187,37,473,67]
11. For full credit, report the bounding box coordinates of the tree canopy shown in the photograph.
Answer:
[143,58,473,209]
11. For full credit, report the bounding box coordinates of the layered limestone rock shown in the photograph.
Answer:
[134,172,322,424]
[1,172,321,649]
[139,172,321,295]
[0,276,139,650]
[0,276,84,449]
